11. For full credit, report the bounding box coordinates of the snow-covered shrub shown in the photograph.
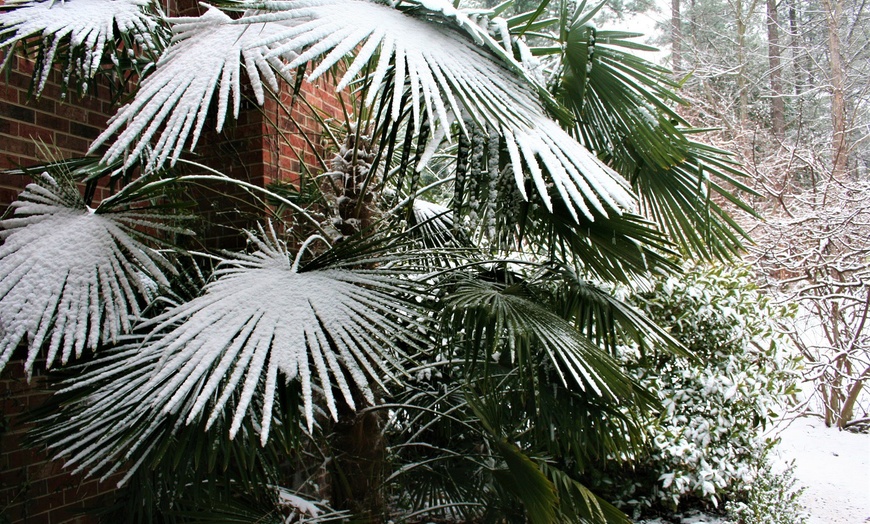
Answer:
[725,460,807,524]
[604,265,801,514]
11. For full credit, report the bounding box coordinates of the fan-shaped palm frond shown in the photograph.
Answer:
[442,275,635,398]
[92,0,635,221]
[0,173,182,375]
[0,0,162,95]
[91,6,295,170]
[407,199,470,249]
[110,227,426,440]
[34,227,430,480]
[35,332,275,481]
[526,4,757,259]
[385,377,638,523]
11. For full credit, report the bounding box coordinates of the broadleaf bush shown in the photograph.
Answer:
[593,265,803,519]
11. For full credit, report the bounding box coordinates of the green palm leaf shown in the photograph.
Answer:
[443,275,635,398]
[528,3,757,259]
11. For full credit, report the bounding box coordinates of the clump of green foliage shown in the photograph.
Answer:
[725,460,807,524]
[593,265,803,520]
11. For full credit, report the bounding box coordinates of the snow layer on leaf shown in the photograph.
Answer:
[0,0,158,94]
[97,0,635,220]
[246,0,635,219]
[90,6,294,171]
[133,229,425,439]
[0,175,176,376]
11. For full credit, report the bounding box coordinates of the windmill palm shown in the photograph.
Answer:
[1,0,752,520]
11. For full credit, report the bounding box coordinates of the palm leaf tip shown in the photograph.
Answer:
[90,6,292,170]
[0,174,177,376]
[0,0,160,95]
[139,229,427,441]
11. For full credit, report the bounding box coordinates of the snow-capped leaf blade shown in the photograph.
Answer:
[127,227,427,439]
[0,174,180,375]
[96,0,635,220]
[90,6,294,171]
[0,0,162,95]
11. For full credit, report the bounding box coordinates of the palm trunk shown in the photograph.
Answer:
[327,127,388,519]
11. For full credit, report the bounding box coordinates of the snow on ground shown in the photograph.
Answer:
[775,416,870,523]
[638,416,870,524]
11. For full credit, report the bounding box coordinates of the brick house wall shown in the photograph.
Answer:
[1,55,121,524]
[0,6,346,521]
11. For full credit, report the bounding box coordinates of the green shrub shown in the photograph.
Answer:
[725,460,808,524]
[599,265,802,517]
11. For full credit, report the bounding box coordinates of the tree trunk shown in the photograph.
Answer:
[840,365,870,429]
[736,0,749,125]
[690,0,698,48]
[326,127,388,520]
[767,0,785,137]
[787,0,802,96]
[331,400,387,520]
[672,0,683,74]
[822,0,849,179]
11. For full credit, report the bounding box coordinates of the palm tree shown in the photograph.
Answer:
[0,0,754,521]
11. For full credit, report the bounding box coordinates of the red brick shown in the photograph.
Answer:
[53,104,88,122]
[68,122,99,140]
[27,96,56,114]
[86,111,108,128]
[25,505,56,524]
[35,111,69,134]
[54,133,89,153]
[5,70,31,90]
[0,118,19,136]
[1,101,35,123]
[17,122,55,142]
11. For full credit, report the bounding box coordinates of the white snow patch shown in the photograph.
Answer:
[775,417,870,524]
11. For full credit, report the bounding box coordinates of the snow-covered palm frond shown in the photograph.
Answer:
[0,0,161,95]
[95,227,425,442]
[409,199,464,247]
[249,0,634,220]
[0,173,180,375]
[34,229,429,479]
[93,0,634,221]
[91,6,294,170]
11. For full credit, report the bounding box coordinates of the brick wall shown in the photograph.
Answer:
[0,7,345,524]
[1,55,123,524]
[1,356,123,524]
[0,56,112,207]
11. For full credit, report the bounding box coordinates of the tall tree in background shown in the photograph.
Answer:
[766,0,784,137]
[731,0,761,125]
[660,0,869,427]
[672,0,683,73]
[822,0,849,179]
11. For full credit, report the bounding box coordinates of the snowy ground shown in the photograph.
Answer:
[638,416,870,524]
[775,416,870,523]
